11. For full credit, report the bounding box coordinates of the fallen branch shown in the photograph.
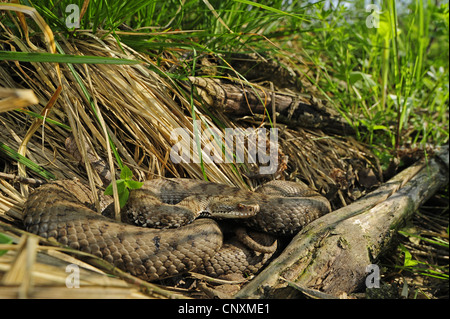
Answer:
[186,77,355,135]
[236,145,449,298]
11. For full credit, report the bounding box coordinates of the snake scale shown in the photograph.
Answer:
[23,178,331,281]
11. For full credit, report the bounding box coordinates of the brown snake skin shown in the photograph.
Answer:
[23,179,331,281]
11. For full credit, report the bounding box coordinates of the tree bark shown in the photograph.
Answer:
[235,145,449,298]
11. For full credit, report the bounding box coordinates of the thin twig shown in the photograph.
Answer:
[0,172,46,186]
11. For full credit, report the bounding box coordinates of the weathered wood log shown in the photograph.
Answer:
[235,145,449,298]
[186,77,356,135]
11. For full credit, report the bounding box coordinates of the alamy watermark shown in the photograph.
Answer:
[365,264,380,288]
[170,121,279,175]
[65,4,80,28]
[366,4,381,29]
[65,264,80,288]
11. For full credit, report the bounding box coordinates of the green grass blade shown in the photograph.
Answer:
[20,110,72,130]
[0,142,55,180]
[233,0,309,22]
[0,51,141,65]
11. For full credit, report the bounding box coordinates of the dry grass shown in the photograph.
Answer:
[0,15,382,297]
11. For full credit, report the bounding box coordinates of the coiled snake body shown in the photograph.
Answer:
[23,179,330,281]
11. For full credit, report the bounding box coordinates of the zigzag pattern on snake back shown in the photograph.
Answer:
[23,178,331,281]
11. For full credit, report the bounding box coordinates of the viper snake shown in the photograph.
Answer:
[23,178,331,281]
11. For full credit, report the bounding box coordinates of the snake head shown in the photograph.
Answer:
[206,198,260,219]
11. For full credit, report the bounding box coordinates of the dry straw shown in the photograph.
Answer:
[0,4,379,298]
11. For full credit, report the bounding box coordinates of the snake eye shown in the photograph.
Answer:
[237,203,259,215]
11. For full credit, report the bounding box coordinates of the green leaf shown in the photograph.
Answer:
[103,165,142,207]
[105,179,126,195]
[119,188,130,208]
[120,166,133,180]
[0,233,13,257]
[371,125,389,131]
[104,182,114,195]
[399,244,420,267]
[117,179,126,193]
[125,180,144,190]
[349,71,377,88]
